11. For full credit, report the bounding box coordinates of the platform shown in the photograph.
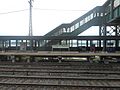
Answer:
[0,51,120,58]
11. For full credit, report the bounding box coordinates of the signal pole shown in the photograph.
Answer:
[28,0,34,36]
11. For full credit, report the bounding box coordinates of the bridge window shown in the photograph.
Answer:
[80,20,85,26]
[4,40,9,47]
[94,40,99,47]
[79,21,82,26]
[61,40,68,45]
[17,40,21,46]
[60,29,63,34]
[114,0,120,8]
[105,4,111,14]
[114,8,118,18]
[119,40,120,47]
[32,40,36,47]
[26,40,31,46]
[97,13,99,17]
[107,40,115,47]
[85,16,91,23]
[58,30,61,35]
[69,40,77,47]
[87,15,91,22]
[36,41,39,47]
[101,40,103,47]
[78,40,87,47]
[67,28,70,32]
[88,41,91,47]
[62,28,66,33]
[10,40,16,47]
[69,40,72,47]
[85,17,88,23]
[72,40,77,47]
[93,13,97,17]
[93,11,96,17]
[75,23,79,29]
[90,13,94,19]
[71,26,74,32]
[0,41,3,48]
[100,13,104,16]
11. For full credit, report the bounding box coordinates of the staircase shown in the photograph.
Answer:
[41,6,105,49]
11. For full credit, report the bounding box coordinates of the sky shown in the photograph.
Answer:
[0,0,107,36]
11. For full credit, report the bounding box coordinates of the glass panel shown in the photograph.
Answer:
[105,4,111,14]
[100,13,104,16]
[67,28,70,32]
[6,40,9,47]
[92,40,97,47]
[101,40,103,47]
[93,11,96,17]
[119,40,120,47]
[75,23,79,29]
[114,8,118,18]
[0,41,3,48]
[71,26,74,32]
[80,20,85,26]
[88,41,91,47]
[85,17,88,23]
[63,28,66,32]
[114,0,120,8]
[72,40,77,47]
[90,13,94,19]
[11,40,16,46]
[82,40,87,46]
[87,15,91,21]
[97,13,99,17]
[27,40,30,46]
[119,6,120,16]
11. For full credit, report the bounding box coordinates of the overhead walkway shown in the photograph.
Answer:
[44,6,104,37]
[67,6,104,36]
[41,6,105,48]
[44,24,70,37]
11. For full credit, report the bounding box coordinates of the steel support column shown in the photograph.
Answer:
[115,26,120,50]
[99,26,107,51]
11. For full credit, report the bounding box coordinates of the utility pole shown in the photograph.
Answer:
[28,0,34,51]
[28,0,34,36]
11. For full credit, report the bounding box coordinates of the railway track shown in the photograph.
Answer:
[0,75,119,90]
[0,61,118,68]
[0,84,119,90]
[0,63,119,78]
[0,61,119,89]
[0,69,120,78]
[0,62,119,72]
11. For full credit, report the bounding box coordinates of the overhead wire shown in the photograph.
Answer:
[0,9,28,15]
[33,8,88,12]
[0,8,88,15]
